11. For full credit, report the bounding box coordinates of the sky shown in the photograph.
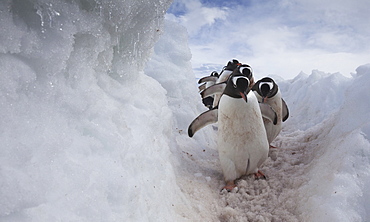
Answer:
[166,0,370,79]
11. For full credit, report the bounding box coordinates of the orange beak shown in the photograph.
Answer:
[240,92,247,102]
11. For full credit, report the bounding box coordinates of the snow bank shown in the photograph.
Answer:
[279,70,350,131]
[292,64,370,221]
[0,0,186,221]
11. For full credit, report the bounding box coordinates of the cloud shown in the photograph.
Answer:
[167,0,370,79]
[167,0,228,36]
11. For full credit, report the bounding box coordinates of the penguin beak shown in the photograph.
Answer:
[239,91,248,102]
[262,97,267,103]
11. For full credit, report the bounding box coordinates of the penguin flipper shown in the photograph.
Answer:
[198,82,207,92]
[188,108,218,137]
[200,83,226,98]
[259,103,278,125]
[198,76,218,84]
[281,98,289,122]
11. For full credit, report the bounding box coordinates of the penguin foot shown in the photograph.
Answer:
[269,144,277,149]
[254,170,267,180]
[221,181,237,192]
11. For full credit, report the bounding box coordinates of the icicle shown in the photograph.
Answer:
[36,6,45,33]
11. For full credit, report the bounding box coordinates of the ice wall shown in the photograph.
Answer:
[0,0,190,221]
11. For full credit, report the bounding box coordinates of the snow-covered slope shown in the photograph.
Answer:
[0,0,183,221]
[291,66,370,221]
[1,0,370,221]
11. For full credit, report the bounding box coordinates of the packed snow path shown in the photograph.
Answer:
[175,127,313,221]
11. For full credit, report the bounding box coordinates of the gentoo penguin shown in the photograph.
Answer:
[212,63,254,108]
[198,71,219,109]
[188,73,277,191]
[252,77,289,145]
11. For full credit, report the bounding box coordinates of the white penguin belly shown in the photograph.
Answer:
[255,90,283,144]
[263,119,282,144]
[217,93,269,182]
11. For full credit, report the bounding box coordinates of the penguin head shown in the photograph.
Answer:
[223,59,241,71]
[232,64,254,88]
[224,74,251,102]
[252,77,278,102]
[211,71,219,77]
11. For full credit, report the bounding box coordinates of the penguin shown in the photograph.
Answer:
[188,73,277,191]
[217,74,274,191]
[212,63,254,108]
[252,77,289,146]
[198,71,219,109]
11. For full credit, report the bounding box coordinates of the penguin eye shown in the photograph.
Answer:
[239,66,252,78]
[259,82,274,92]
[232,76,250,88]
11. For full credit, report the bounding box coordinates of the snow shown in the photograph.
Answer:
[1,0,370,221]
